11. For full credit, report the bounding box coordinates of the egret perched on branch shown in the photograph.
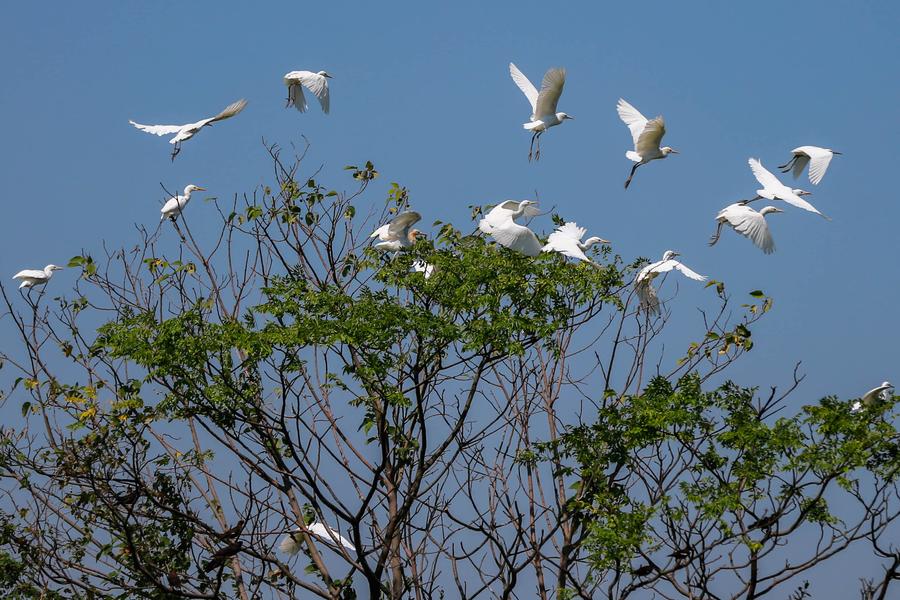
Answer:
[370,211,425,251]
[617,98,678,189]
[509,63,573,161]
[634,251,707,315]
[284,70,332,113]
[161,185,205,221]
[542,222,609,263]
[13,265,62,289]
[479,200,542,256]
[279,522,355,555]
[129,99,247,160]
[851,381,894,413]
[778,146,841,185]
[710,203,782,254]
[747,158,828,219]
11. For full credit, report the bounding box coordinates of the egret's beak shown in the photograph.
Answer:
[324,73,334,79]
[669,149,680,154]
[566,115,575,120]
[599,238,611,244]
[832,151,842,155]
[195,187,206,191]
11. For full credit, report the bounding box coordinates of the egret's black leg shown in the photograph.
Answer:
[624,162,641,189]
[777,156,796,172]
[709,221,724,246]
[528,131,538,162]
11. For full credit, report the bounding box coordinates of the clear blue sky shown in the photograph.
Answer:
[1,1,898,592]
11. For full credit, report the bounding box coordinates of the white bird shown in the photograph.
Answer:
[279,522,354,555]
[851,381,894,413]
[509,63,573,161]
[370,211,425,251]
[634,251,707,315]
[160,185,205,221]
[542,222,609,263]
[778,146,841,186]
[284,70,333,114]
[13,265,63,290]
[129,99,248,160]
[412,259,434,278]
[747,158,828,219]
[617,98,678,189]
[479,200,542,256]
[709,203,783,254]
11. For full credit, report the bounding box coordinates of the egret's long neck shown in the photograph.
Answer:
[44,266,54,277]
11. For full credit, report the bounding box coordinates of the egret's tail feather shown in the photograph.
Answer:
[626,151,642,162]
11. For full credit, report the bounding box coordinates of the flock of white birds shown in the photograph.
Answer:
[10,64,892,551]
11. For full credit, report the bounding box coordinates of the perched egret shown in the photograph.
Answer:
[412,259,434,278]
[778,146,841,186]
[710,203,783,254]
[509,63,572,161]
[617,99,678,189]
[160,185,205,221]
[851,381,894,413]
[478,200,541,234]
[279,522,354,555]
[747,158,828,219]
[130,99,247,160]
[284,70,332,114]
[479,200,542,256]
[370,211,425,251]
[542,222,609,263]
[13,265,63,289]
[635,251,707,315]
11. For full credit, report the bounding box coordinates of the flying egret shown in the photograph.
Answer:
[478,200,541,235]
[851,381,894,413]
[509,63,573,161]
[634,251,707,315]
[778,146,841,186]
[617,98,678,189]
[13,265,63,289]
[747,158,828,219]
[279,522,355,555]
[412,259,434,278]
[284,70,332,114]
[160,185,205,221]
[542,222,609,263]
[129,99,247,160]
[479,200,542,256]
[709,203,783,254]
[370,211,425,251]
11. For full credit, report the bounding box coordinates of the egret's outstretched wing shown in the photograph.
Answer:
[129,121,184,136]
[556,222,587,242]
[289,73,330,113]
[387,211,421,237]
[509,63,538,113]
[490,221,542,256]
[635,117,666,155]
[617,98,649,147]
[805,148,833,185]
[208,99,248,124]
[534,68,566,118]
[543,236,589,262]
[748,158,782,189]
[725,206,775,254]
[650,259,707,281]
[636,281,660,315]
[308,522,354,551]
[780,191,826,217]
[672,261,707,281]
[287,81,309,112]
[790,153,810,181]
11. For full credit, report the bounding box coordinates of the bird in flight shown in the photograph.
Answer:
[130,99,247,160]
[777,146,841,186]
[371,211,425,251]
[747,158,828,219]
[284,70,333,114]
[851,381,894,412]
[617,98,678,189]
[710,203,782,254]
[635,251,706,315]
[479,200,542,256]
[542,221,609,264]
[509,63,573,161]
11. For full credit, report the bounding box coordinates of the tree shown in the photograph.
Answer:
[0,142,898,599]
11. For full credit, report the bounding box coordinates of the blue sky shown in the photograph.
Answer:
[4,0,898,417]
[1,1,898,592]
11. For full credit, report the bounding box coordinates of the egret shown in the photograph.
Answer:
[160,185,205,221]
[635,251,707,315]
[509,63,573,161]
[284,70,332,114]
[709,203,783,254]
[851,381,894,413]
[778,146,841,185]
[13,265,63,289]
[478,200,541,235]
[617,98,678,189]
[412,259,434,278]
[370,211,425,251]
[747,158,828,219]
[130,99,247,160]
[479,200,542,256]
[542,222,609,263]
[279,522,354,555]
